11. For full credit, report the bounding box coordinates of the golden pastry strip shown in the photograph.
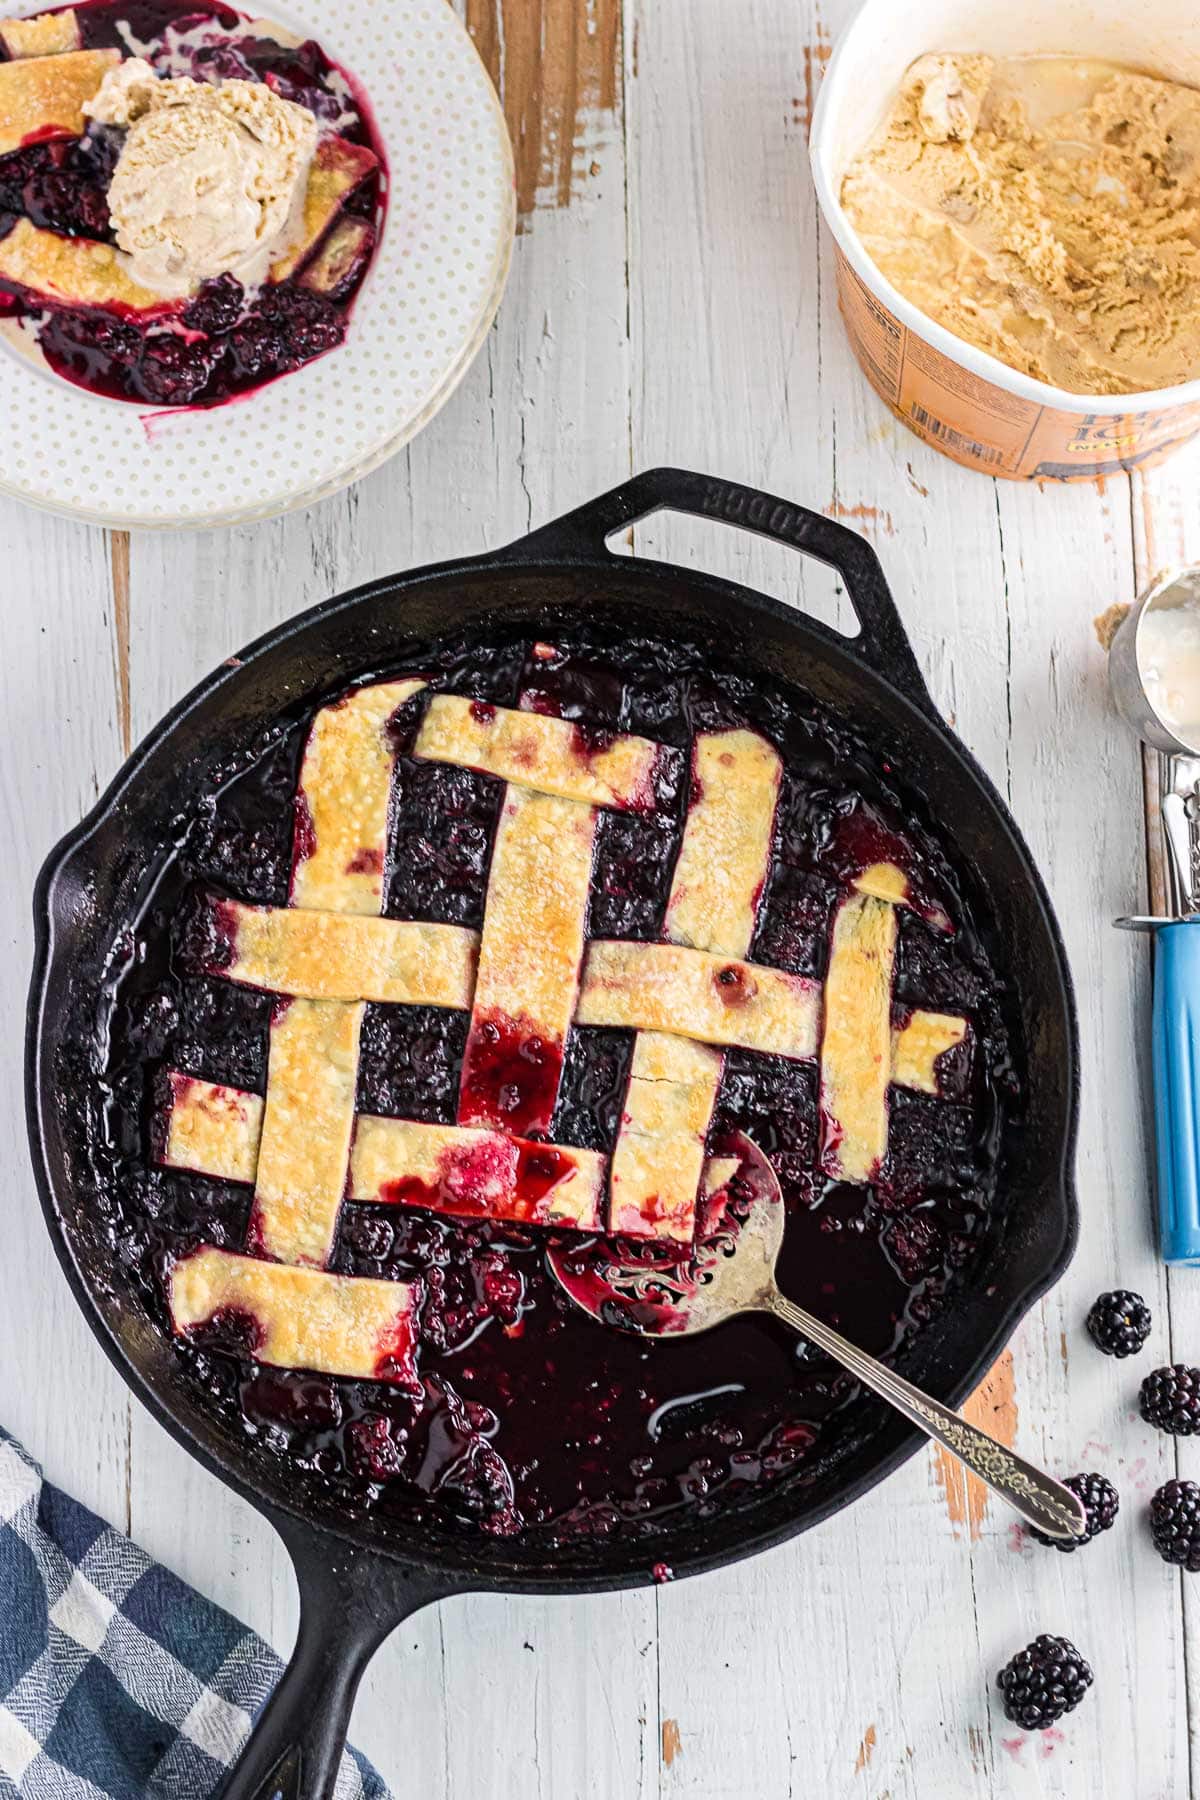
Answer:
[162,1074,262,1185]
[159,1074,605,1231]
[212,899,478,1009]
[609,1034,725,1245]
[852,855,951,933]
[664,730,782,955]
[248,999,364,1268]
[299,216,373,298]
[608,731,781,1241]
[0,44,117,153]
[577,940,819,1059]
[892,1010,968,1094]
[459,787,598,1134]
[291,677,425,917]
[170,1247,418,1385]
[853,860,911,906]
[350,1118,605,1231]
[270,135,380,283]
[0,9,81,56]
[820,893,898,1184]
[0,216,168,312]
[413,694,663,811]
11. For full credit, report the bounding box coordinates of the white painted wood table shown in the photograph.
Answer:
[2,2,1197,1794]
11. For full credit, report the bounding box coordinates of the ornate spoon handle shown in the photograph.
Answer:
[768,1292,1085,1541]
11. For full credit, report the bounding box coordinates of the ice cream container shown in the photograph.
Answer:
[810,0,1200,480]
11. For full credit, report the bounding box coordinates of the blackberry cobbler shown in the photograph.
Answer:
[88,631,1018,1543]
[0,0,382,405]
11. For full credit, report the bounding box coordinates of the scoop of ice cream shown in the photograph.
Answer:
[84,59,318,297]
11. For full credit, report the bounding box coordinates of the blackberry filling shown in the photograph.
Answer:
[86,629,1017,1543]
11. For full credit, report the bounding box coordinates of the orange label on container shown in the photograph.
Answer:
[835,251,1200,482]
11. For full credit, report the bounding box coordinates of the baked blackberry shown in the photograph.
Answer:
[1150,1480,1200,1572]
[1140,1365,1200,1435]
[996,1635,1094,1730]
[1030,1472,1118,1552]
[1086,1290,1151,1358]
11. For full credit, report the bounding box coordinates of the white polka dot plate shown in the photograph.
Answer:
[0,0,515,528]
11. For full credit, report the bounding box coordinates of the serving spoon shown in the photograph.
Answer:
[548,1135,1087,1542]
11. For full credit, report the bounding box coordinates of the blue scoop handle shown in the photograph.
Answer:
[1155,919,1200,1264]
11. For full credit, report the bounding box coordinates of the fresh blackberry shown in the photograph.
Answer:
[1150,1480,1200,1571]
[996,1635,1093,1730]
[1086,1290,1151,1358]
[1030,1473,1119,1552]
[1140,1365,1200,1435]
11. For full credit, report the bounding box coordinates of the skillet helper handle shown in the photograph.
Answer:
[220,1529,452,1800]
[512,467,935,714]
[767,1294,1087,1542]
[1154,920,1200,1264]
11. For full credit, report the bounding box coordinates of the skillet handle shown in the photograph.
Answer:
[220,1512,458,1800]
[510,467,935,715]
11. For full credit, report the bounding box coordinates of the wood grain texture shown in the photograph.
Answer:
[466,0,621,224]
[108,529,131,756]
[0,504,131,1535]
[0,0,1195,1794]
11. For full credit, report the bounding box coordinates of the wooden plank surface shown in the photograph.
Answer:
[0,1,1196,1794]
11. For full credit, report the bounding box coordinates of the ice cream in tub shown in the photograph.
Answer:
[810,0,1200,479]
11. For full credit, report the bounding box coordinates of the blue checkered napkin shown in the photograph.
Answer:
[0,1430,392,1800]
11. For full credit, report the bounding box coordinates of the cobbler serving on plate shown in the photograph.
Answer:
[0,0,382,405]
[86,629,1017,1542]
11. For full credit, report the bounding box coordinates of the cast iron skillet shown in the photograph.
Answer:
[26,469,1079,1799]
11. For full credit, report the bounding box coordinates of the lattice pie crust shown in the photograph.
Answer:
[160,676,970,1380]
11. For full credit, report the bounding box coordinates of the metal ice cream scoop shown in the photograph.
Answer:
[1111,568,1200,1264]
[548,1135,1087,1542]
